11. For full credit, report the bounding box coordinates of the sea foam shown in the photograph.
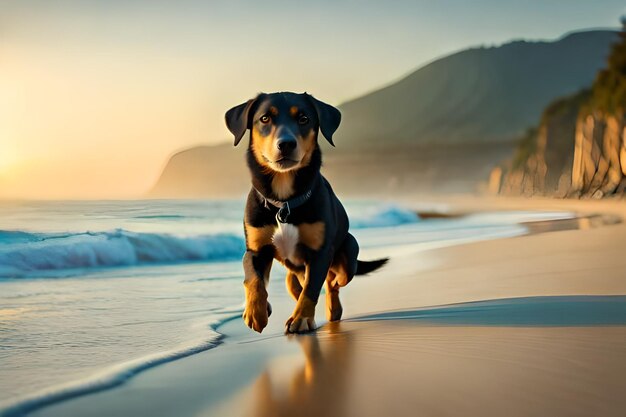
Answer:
[0,310,242,417]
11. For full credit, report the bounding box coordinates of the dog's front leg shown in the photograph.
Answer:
[286,251,332,334]
[242,247,273,333]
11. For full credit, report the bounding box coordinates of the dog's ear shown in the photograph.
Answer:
[225,98,257,146]
[305,93,341,146]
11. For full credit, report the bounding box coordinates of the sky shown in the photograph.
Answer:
[0,0,624,199]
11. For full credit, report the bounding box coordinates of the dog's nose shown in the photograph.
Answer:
[277,138,297,154]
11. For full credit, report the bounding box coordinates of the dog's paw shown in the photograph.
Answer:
[243,298,270,333]
[285,315,316,334]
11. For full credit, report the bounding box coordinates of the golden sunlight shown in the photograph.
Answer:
[0,143,19,177]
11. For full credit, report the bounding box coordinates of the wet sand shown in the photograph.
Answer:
[211,322,626,417]
[24,197,626,417]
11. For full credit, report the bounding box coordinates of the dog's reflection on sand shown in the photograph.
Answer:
[250,322,353,417]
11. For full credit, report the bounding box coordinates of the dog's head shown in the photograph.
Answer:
[225,92,341,173]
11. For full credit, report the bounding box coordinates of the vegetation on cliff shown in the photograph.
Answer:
[589,18,626,114]
[493,20,626,198]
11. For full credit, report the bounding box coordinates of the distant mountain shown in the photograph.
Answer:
[149,29,618,198]
[338,30,618,146]
[149,143,248,198]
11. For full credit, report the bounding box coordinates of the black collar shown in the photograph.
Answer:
[255,173,320,223]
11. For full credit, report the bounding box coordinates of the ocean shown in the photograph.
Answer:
[0,199,573,414]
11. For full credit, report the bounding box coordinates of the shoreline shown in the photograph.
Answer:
[5,196,626,417]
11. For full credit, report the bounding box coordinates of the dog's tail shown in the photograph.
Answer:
[355,258,389,276]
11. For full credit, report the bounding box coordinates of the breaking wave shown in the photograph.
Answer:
[0,230,245,278]
[350,206,420,228]
[0,205,420,278]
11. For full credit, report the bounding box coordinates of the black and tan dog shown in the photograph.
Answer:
[225,92,387,334]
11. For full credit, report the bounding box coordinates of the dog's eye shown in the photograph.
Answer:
[259,115,271,124]
[298,115,309,125]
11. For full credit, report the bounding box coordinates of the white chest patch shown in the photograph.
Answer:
[272,222,299,262]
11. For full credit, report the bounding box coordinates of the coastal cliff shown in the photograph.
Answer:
[570,112,626,197]
[491,23,626,198]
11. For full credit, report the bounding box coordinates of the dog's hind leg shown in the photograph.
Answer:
[322,234,359,322]
[325,272,343,322]
[285,271,303,301]
[332,233,359,287]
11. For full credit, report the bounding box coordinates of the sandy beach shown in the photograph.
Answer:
[14,196,626,417]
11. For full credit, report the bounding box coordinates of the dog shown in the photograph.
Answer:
[225,92,388,334]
